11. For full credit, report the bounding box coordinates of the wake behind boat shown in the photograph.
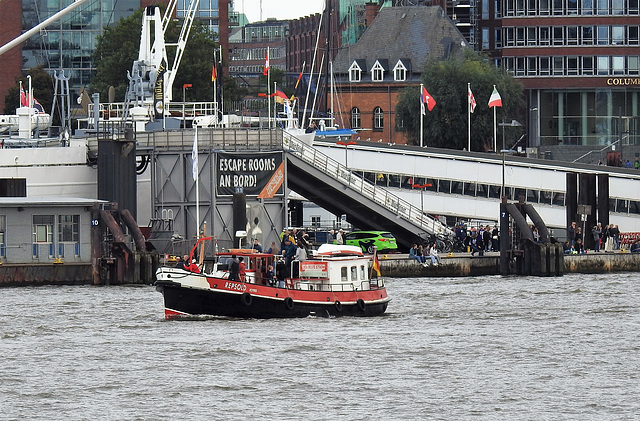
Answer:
[154,242,390,319]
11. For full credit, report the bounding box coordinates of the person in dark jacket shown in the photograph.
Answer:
[228,255,239,281]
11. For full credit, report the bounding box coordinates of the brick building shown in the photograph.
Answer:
[332,6,470,144]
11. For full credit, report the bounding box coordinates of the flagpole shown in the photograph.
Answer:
[493,87,497,153]
[467,82,471,152]
[213,49,218,127]
[274,81,278,127]
[420,83,424,148]
[194,126,200,239]
[267,47,271,130]
[219,45,224,127]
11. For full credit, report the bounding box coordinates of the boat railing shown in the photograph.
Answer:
[282,133,453,238]
[367,278,385,289]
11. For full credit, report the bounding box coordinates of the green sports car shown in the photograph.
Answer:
[344,231,398,254]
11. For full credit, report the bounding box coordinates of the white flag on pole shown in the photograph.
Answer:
[192,130,198,181]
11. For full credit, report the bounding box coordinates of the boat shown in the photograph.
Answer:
[154,241,390,319]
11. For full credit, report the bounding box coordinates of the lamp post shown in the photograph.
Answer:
[412,182,432,230]
[498,119,523,199]
[182,83,192,128]
[336,140,356,168]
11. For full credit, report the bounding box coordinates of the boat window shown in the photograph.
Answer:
[341,267,348,282]
[360,265,366,279]
[351,266,358,281]
[489,185,501,198]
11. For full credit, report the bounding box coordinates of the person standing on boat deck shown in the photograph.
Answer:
[185,259,200,274]
[228,255,239,281]
[265,265,275,286]
[275,257,287,286]
[283,239,297,268]
[252,239,263,253]
[175,255,186,270]
[266,241,279,255]
[238,257,246,282]
[336,229,344,245]
[295,241,308,262]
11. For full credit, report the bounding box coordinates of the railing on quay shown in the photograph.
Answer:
[282,134,453,238]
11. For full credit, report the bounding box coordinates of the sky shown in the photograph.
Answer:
[235,0,325,23]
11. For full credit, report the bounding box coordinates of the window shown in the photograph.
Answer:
[393,60,407,81]
[311,216,320,227]
[371,61,384,82]
[351,107,361,129]
[597,56,610,75]
[58,215,79,242]
[553,56,565,75]
[568,56,579,75]
[567,26,578,45]
[540,26,550,44]
[612,56,625,74]
[540,56,551,75]
[350,266,358,281]
[33,215,54,243]
[373,107,384,130]
[0,215,5,258]
[583,56,595,75]
[611,25,624,44]
[348,61,361,82]
[629,26,639,45]
[597,26,609,45]
[629,56,639,75]
[582,26,595,44]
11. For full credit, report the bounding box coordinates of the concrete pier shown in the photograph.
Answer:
[378,251,640,277]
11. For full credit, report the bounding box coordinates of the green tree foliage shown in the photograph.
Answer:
[396,51,525,151]
[90,9,222,103]
[3,66,54,115]
[90,9,144,101]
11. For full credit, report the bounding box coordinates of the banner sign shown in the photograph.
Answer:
[216,151,284,197]
[300,261,328,277]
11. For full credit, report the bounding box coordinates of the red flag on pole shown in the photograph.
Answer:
[263,49,269,76]
[420,86,436,114]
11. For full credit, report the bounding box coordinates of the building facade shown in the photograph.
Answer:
[332,6,470,144]
[0,197,97,264]
[480,0,640,150]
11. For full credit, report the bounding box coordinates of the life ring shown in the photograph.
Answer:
[356,298,366,312]
[241,292,252,306]
[284,297,294,310]
[334,300,343,312]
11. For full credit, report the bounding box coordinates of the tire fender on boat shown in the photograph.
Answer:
[356,298,366,312]
[284,297,294,310]
[241,292,252,306]
[334,300,342,312]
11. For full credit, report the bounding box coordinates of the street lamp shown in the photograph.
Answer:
[498,119,522,200]
[182,83,192,128]
[336,140,356,168]
[412,182,433,230]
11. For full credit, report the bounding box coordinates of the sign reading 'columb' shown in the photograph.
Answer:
[216,152,284,197]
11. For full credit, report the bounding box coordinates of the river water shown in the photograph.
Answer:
[2,272,639,420]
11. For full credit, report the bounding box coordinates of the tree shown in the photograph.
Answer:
[89,9,221,103]
[89,9,144,101]
[396,50,525,151]
[3,66,54,115]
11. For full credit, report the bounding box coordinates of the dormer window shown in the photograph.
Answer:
[371,61,385,82]
[349,61,362,82]
[393,60,407,81]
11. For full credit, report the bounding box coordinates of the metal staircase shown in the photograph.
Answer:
[282,134,454,239]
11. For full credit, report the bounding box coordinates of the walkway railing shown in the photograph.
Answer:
[283,134,453,238]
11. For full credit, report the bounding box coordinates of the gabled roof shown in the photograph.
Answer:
[334,6,469,74]
[394,58,412,73]
[349,59,367,71]
[371,59,389,71]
